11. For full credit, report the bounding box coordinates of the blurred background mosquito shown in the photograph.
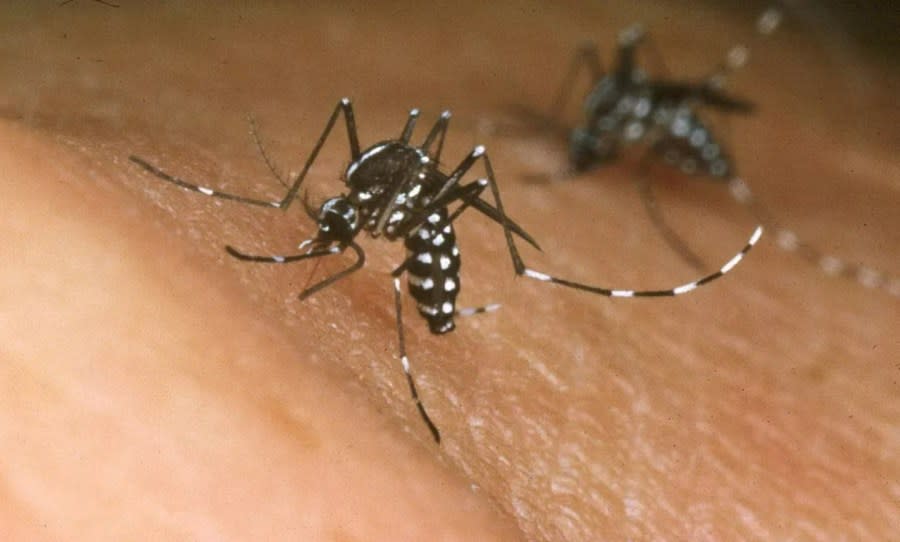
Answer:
[498,6,898,296]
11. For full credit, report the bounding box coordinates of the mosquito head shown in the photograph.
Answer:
[312,196,359,247]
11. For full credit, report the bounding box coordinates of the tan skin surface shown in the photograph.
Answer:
[1,1,898,540]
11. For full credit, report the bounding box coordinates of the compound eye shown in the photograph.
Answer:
[317,197,358,242]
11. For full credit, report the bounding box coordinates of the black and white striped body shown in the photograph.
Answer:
[345,141,442,239]
[343,141,462,334]
[572,77,737,179]
[649,103,733,178]
[566,25,749,179]
[404,209,461,334]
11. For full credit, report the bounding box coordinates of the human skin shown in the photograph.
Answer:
[1,1,898,541]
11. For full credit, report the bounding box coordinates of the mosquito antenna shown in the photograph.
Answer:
[248,113,289,189]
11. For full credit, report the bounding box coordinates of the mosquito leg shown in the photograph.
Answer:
[421,111,452,163]
[412,147,529,276]
[129,98,361,211]
[392,277,441,443]
[399,108,420,143]
[224,244,340,263]
[455,303,501,317]
[705,7,783,89]
[550,41,605,120]
[635,162,707,272]
[520,225,762,297]
[297,242,366,300]
[728,178,900,297]
[469,149,764,296]
[129,155,284,208]
[390,155,541,251]
[274,97,360,209]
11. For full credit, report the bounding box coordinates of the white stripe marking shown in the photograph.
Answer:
[611,290,634,297]
[887,279,900,297]
[728,178,753,204]
[775,229,798,251]
[198,186,215,196]
[720,253,743,274]
[819,255,844,276]
[757,8,783,35]
[418,304,438,316]
[673,283,698,295]
[857,267,881,289]
[524,268,551,281]
[346,143,389,178]
[749,225,763,246]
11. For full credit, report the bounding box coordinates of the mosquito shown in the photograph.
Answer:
[129,98,763,443]
[520,8,898,295]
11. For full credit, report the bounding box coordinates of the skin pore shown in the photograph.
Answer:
[1,1,897,540]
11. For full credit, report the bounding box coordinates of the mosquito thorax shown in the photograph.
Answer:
[344,141,430,199]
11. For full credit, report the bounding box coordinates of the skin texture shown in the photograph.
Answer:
[1,1,898,540]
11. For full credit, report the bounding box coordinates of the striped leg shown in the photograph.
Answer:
[521,225,763,297]
[728,177,900,297]
[454,147,764,297]
[455,303,502,318]
[705,7,783,89]
[225,242,366,300]
[549,41,605,119]
[392,278,441,443]
[129,98,362,211]
[421,111,452,164]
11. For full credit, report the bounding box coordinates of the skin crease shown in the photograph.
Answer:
[1,1,898,540]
